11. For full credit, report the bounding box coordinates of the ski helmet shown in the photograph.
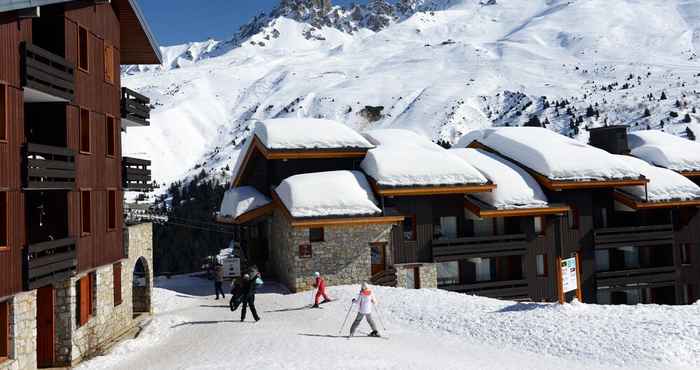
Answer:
[313,272,320,278]
[361,282,369,291]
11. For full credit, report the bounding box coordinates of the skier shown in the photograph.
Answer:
[240,272,261,322]
[349,282,380,338]
[311,272,332,308]
[213,263,225,300]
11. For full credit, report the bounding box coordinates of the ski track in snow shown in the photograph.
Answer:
[77,275,700,370]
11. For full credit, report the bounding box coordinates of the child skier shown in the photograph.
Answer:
[349,282,380,338]
[311,272,332,308]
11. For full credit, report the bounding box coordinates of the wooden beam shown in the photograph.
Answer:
[215,202,275,225]
[369,177,496,197]
[463,198,570,218]
[614,191,700,210]
[680,171,700,178]
[231,137,260,188]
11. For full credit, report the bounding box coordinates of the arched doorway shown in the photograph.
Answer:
[133,256,151,317]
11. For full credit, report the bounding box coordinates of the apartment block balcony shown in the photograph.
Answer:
[595,266,676,290]
[121,87,151,127]
[23,143,76,190]
[20,42,75,102]
[123,156,151,191]
[25,237,77,290]
[594,224,674,249]
[432,234,528,261]
[440,279,529,299]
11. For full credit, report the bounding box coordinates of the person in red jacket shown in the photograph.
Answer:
[311,272,332,308]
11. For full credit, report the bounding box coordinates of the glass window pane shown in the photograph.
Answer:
[437,261,459,286]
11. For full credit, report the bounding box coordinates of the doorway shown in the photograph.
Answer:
[36,286,54,368]
[370,243,387,276]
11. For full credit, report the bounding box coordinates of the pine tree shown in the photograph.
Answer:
[660,91,667,100]
[643,108,651,117]
[524,115,542,127]
[683,113,692,123]
[687,127,696,141]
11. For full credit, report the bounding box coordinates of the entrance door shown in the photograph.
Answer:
[370,243,386,276]
[36,286,55,368]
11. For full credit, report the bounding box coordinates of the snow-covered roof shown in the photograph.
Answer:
[219,186,271,220]
[628,130,700,172]
[459,127,642,181]
[360,129,488,187]
[253,118,373,150]
[275,170,381,218]
[450,148,549,210]
[616,156,700,203]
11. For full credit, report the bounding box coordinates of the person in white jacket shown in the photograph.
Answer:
[349,282,380,337]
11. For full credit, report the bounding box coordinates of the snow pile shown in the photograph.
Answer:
[629,130,700,172]
[275,170,380,218]
[361,129,488,187]
[218,186,271,219]
[450,148,548,209]
[459,127,642,181]
[616,156,700,202]
[253,118,373,150]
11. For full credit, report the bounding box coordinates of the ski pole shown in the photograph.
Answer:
[374,304,387,331]
[338,301,355,335]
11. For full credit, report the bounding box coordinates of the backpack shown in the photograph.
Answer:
[255,277,263,286]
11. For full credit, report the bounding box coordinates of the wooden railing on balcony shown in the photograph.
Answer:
[25,237,77,290]
[123,156,151,191]
[441,279,529,299]
[432,234,528,262]
[594,224,674,249]
[121,87,150,126]
[20,42,75,101]
[370,267,398,287]
[24,143,76,190]
[595,266,676,290]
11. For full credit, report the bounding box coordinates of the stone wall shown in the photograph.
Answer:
[0,292,37,370]
[395,263,438,289]
[126,223,154,315]
[269,210,394,292]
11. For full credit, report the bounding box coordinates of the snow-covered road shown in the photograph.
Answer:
[79,275,700,370]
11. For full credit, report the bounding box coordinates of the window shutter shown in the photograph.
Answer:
[0,301,8,359]
[113,263,122,306]
[79,277,89,326]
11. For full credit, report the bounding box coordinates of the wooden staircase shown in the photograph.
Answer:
[370,267,398,287]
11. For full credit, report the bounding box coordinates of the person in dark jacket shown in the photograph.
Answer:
[214,263,225,300]
[229,276,243,312]
[240,273,260,322]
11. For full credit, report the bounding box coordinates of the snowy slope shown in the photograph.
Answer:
[121,0,700,187]
[78,275,700,370]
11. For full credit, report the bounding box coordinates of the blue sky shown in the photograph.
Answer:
[138,0,366,46]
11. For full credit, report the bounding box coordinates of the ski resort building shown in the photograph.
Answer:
[0,1,160,368]
[219,119,700,305]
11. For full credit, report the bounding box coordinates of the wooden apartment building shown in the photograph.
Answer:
[0,0,159,368]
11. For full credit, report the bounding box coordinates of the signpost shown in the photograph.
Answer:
[557,253,583,304]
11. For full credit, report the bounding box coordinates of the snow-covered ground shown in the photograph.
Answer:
[78,275,700,370]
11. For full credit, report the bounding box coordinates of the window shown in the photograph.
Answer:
[681,244,692,265]
[0,83,6,142]
[0,300,7,362]
[79,108,90,153]
[107,190,117,230]
[534,217,545,235]
[103,43,114,83]
[536,254,548,277]
[106,115,115,157]
[437,261,459,286]
[81,191,91,235]
[0,192,6,250]
[76,273,95,326]
[403,215,416,241]
[78,26,89,72]
[113,263,122,306]
[438,216,457,240]
[298,243,312,258]
[309,228,324,243]
[568,205,580,230]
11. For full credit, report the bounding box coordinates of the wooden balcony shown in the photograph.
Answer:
[121,87,150,127]
[595,266,676,290]
[20,42,75,102]
[23,143,76,190]
[441,279,529,299]
[25,237,77,290]
[594,225,674,249]
[432,234,528,262]
[123,156,151,191]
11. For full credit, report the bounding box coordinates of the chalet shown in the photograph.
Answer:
[0,0,159,368]
[218,120,700,305]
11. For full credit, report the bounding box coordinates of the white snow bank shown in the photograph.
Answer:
[458,127,641,181]
[218,186,271,219]
[361,129,488,187]
[275,170,381,218]
[629,130,700,172]
[254,118,373,150]
[450,148,549,209]
[616,155,700,202]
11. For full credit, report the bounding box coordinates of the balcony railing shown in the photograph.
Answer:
[25,237,77,290]
[123,156,151,191]
[441,279,529,299]
[432,234,528,262]
[20,42,75,102]
[24,143,76,190]
[595,266,676,290]
[121,87,150,127]
[594,225,674,249]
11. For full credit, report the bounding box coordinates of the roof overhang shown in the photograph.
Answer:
[613,191,700,210]
[467,140,648,191]
[369,177,496,197]
[216,202,275,225]
[271,190,403,228]
[679,171,700,178]
[464,196,570,218]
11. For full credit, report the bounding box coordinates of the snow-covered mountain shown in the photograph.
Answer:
[121,0,700,187]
